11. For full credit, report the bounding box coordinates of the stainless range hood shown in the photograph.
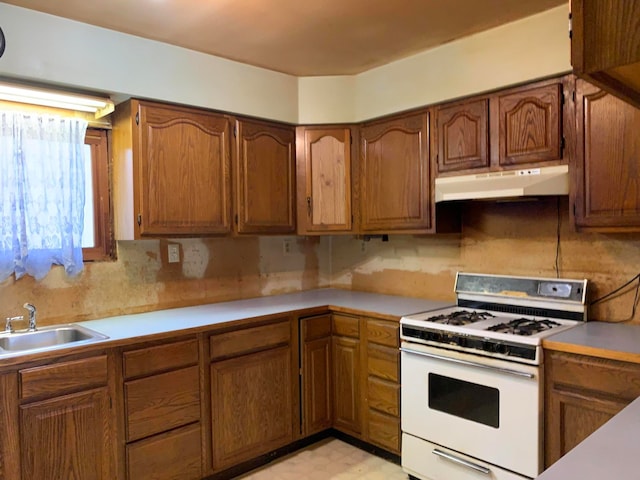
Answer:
[434,165,569,202]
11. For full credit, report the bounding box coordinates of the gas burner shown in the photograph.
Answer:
[427,310,495,326]
[486,318,561,336]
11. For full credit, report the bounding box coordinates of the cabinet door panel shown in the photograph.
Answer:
[497,83,562,167]
[302,336,332,435]
[360,113,430,232]
[20,388,112,480]
[332,336,361,435]
[138,102,231,235]
[575,80,640,229]
[236,120,296,234]
[298,128,352,233]
[436,99,489,173]
[210,346,293,470]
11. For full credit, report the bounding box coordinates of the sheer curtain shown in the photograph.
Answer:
[0,111,88,281]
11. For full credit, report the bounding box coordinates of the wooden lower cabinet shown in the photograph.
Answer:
[301,314,332,435]
[210,320,294,471]
[332,328,362,435]
[544,350,640,468]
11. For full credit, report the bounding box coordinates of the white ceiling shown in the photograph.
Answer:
[2,0,566,76]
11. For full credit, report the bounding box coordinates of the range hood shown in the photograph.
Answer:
[434,165,569,202]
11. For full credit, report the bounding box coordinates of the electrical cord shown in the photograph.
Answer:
[554,198,561,278]
[589,273,640,322]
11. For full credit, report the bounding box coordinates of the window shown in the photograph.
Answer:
[82,128,112,261]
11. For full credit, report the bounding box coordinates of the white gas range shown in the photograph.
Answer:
[399,272,588,480]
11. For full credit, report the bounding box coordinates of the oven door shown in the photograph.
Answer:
[400,342,541,479]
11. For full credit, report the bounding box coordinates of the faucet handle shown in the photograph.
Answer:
[5,316,23,333]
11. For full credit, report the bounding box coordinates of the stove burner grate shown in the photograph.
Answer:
[486,318,561,336]
[427,310,495,326]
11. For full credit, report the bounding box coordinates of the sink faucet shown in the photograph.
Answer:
[4,316,22,333]
[23,303,37,332]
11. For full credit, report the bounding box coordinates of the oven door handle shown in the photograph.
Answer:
[432,448,491,475]
[400,347,535,379]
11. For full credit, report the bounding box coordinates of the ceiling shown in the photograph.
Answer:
[3,0,566,76]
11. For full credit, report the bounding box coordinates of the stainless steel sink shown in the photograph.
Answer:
[0,324,108,355]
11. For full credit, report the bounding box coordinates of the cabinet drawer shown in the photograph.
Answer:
[546,351,640,400]
[368,377,399,417]
[125,366,200,442]
[367,344,399,382]
[367,409,400,453]
[123,338,199,379]
[210,320,290,360]
[302,314,331,341]
[366,320,399,347]
[332,314,359,338]
[20,355,108,401]
[127,423,202,480]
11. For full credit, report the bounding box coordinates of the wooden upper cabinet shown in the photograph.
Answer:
[495,83,563,167]
[574,79,640,230]
[235,119,296,234]
[113,99,232,238]
[571,0,640,109]
[435,98,489,174]
[359,113,430,232]
[296,127,352,234]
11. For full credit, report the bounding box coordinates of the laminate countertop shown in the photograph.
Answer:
[538,321,640,479]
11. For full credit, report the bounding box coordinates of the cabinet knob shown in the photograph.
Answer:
[306,196,312,217]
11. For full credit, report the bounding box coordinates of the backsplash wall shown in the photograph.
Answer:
[0,236,329,326]
[329,198,640,323]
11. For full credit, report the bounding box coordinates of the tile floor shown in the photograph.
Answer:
[235,438,408,480]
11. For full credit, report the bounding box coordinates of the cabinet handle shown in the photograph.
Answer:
[306,196,312,217]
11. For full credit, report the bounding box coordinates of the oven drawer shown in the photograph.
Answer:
[402,433,529,480]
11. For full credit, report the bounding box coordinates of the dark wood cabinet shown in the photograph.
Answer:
[209,320,294,471]
[574,79,640,231]
[113,99,232,238]
[360,112,431,233]
[235,119,296,234]
[332,314,362,435]
[571,0,640,109]
[296,127,353,234]
[544,350,640,468]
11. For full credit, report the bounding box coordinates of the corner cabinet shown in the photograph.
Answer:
[433,79,565,176]
[544,350,640,468]
[571,0,640,108]
[573,79,640,231]
[360,112,431,233]
[113,99,232,238]
[296,126,353,234]
[234,119,296,234]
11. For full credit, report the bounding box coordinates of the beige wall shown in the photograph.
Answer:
[329,199,640,323]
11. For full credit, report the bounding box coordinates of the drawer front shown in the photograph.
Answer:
[302,314,331,341]
[125,366,200,442]
[210,320,290,360]
[367,344,399,382]
[367,409,400,453]
[127,423,202,480]
[368,376,399,416]
[20,355,108,401]
[123,338,199,379]
[332,314,359,338]
[366,320,399,347]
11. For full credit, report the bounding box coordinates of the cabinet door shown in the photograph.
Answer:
[235,119,296,234]
[297,127,352,233]
[210,346,293,470]
[574,80,640,230]
[360,113,430,232]
[495,83,562,167]
[302,336,332,435]
[20,388,112,480]
[435,98,489,174]
[137,101,231,235]
[332,335,361,435]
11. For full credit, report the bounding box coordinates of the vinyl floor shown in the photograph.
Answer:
[234,438,408,480]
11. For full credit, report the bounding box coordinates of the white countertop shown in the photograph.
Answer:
[537,395,640,480]
[77,288,450,343]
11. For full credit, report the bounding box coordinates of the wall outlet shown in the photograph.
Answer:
[168,244,180,263]
[283,239,293,256]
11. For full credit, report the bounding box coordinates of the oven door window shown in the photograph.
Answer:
[428,373,499,428]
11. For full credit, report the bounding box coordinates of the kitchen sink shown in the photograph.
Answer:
[0,324,108,355]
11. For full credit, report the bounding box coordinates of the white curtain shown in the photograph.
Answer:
[0,111,88,281]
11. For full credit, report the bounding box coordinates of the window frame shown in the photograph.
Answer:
[83,128,113,261]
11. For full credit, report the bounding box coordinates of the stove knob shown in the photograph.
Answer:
[429,332,443,343]
[495,343,509,355]
[456,337,467,348]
